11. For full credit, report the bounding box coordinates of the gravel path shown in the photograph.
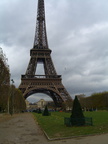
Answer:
[0,113,108,144]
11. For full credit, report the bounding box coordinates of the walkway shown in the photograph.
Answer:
[0,113,108,144]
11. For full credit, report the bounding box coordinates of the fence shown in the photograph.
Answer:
[64,117,93,126]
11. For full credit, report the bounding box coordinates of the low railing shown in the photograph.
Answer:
[64,117,93,127]
[21,75,61,79]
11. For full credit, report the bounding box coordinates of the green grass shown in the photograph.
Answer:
[33,111,108,139]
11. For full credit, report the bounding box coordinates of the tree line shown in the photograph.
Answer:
[62,92,108,111]
[78,92,108,111]
[0,48,26,113]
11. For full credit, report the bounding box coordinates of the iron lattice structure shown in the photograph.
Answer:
[19,0,72,107]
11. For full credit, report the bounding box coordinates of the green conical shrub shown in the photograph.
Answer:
[42,105,50,116]
[38,108,42,114]
[70,96,85,126]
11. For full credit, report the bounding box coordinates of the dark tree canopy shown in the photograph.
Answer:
[0,47,26,113]
[0,48,10,112]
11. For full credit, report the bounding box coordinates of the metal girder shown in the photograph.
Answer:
[19,0,72,107]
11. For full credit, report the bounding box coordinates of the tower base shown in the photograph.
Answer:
[19,75,72,107]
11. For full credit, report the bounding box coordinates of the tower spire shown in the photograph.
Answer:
[19,0,72,107]
[33,0,49,49]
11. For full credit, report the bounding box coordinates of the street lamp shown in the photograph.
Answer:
[11,79,14,114]
[7,79,14,114]
[8,79,15,115]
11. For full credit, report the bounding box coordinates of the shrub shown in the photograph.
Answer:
[42,105,50,116]
[70,96,85,126]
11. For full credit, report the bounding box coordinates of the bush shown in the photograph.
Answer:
[38,108,42,114]
[70,96,85,126]
[42,105,50,116]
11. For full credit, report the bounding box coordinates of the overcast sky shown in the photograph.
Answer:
[0,0,108,102]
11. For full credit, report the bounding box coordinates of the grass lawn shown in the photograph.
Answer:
[33,111,108,139]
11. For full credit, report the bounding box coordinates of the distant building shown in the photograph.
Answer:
[26,99,55,110]
[37,99,47,109]
[25,100,30,109]
[25,100,37,110]
[29,103,37,110]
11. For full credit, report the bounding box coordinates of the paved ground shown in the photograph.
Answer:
[0,113,108,144]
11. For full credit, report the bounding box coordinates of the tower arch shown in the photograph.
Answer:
[24,87,64,107]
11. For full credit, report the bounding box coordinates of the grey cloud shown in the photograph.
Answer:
[0,0,35,47]
[1,0,108,101]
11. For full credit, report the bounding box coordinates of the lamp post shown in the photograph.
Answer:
[11,79,14,114]
[7,90,10,114]
[7,82,11,114]
[8,79,15,115]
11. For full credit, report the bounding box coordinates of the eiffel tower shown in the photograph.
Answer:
[19,0,72,107]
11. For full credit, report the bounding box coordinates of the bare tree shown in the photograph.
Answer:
[0,47,10,112]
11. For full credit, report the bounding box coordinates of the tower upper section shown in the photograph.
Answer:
[33,0,49,49]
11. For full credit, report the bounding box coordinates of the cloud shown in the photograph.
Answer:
[0,0,108,101]
[54,21,108,97]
